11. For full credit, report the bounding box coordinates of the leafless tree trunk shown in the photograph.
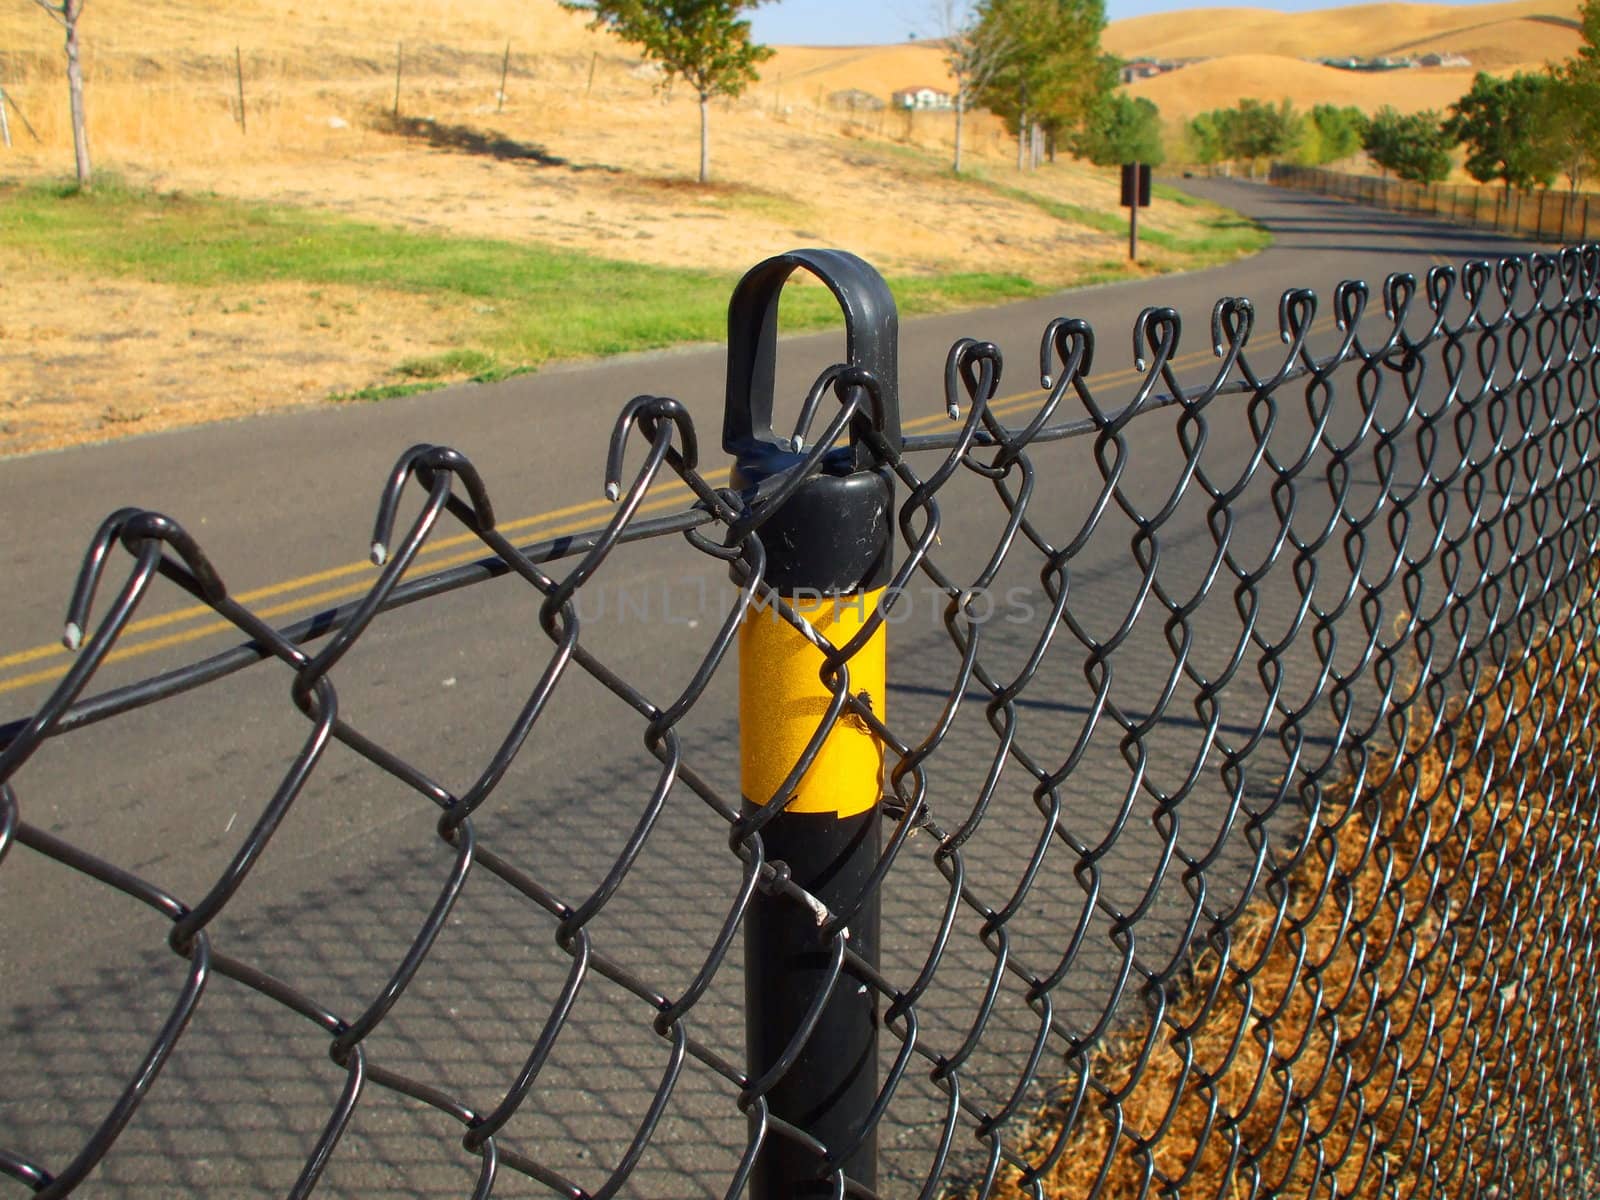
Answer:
[33,0,90,187]
[699,92,710,183]
[953,92,964,174]
[930,0,1008,175]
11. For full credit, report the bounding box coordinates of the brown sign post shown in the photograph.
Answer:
[1121,162,1152,261]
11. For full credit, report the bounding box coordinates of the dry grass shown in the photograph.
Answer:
[0,241,477,453]
[993,608,1600,1197]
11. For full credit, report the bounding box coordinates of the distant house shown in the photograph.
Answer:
[891,86,953,111]
[1120,59,1163,83]
[1321,54,1419,71]
[829,88,885,112]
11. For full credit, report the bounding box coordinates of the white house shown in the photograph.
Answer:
[891,87,953,111]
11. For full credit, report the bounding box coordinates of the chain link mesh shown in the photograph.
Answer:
[2,244,1598,1198]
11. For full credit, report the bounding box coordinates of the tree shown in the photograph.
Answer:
[973,0,1110,171]
[1070,93,1163,167]
[1226,98,1301,170]
[561,0,772,183]
[1542,72,1600,192]
[1544,0,1600,192]
[1301,104,1366,165]
[1187,98,1301,174]
[30,0,89,188]
[1444,72,1560,194]
[1363,106,1452,183]
[927,0,1012,174]
[1185,110,1224,165]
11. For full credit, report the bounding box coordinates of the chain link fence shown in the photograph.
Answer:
[2,242,1599,1199]
[1271,163,1600,245]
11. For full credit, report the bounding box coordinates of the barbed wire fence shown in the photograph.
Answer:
[2,242,1598,1199]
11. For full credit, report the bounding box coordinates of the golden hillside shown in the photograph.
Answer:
[1102,0,1582,62]
[0,0,603,68]
[1126,54,1482,121]
[766,43,956,103]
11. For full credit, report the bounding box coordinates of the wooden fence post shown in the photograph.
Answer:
[235,45,246,134]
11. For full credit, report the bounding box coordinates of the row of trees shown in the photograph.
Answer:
[1186,100,1350,169]
[1350,62,1598,191]
[1445,65,1599,193]
[1183,0,1600,193]
[1354,66,1597,191]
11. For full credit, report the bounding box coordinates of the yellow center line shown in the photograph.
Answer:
[0,340,1257,696]
[0,479,709,675]
[0,489,703,698]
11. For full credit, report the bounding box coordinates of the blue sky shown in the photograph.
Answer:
[748,0,1515,44]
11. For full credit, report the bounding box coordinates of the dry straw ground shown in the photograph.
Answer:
[992,612,1600,1197]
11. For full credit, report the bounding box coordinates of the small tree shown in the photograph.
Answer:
[1444,72,1559,195]
[1304,104,1366,164]
[1542,73,1600,192]
[1070,93,1163,167]
[1213,98,1301,174]
[974,0,1110,171]
[561,0,772,183]
[1185,110,1225,166]
[31,0,90,188]
[930,0,1012,174]
[1364,106,1452,183]
[1544,0,1600,192]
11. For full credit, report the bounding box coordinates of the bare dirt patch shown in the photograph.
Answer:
[0,247,471,456]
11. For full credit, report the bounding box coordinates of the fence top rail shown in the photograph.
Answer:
[1272,161,1600,205]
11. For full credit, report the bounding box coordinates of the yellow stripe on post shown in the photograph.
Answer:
[740,588,886,818]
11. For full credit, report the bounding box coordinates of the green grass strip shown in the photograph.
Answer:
[971,174,1271,260]
[0,179,1053,374]
[0,175,1261,406]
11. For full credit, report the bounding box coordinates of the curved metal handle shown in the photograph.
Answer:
[723,249,901,465]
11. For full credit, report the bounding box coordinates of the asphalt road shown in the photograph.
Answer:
[0,180,1548,1198]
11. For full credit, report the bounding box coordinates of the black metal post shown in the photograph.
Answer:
[725,249,899,1199]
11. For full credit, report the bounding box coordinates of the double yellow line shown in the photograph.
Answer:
[0,345,1234,699]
